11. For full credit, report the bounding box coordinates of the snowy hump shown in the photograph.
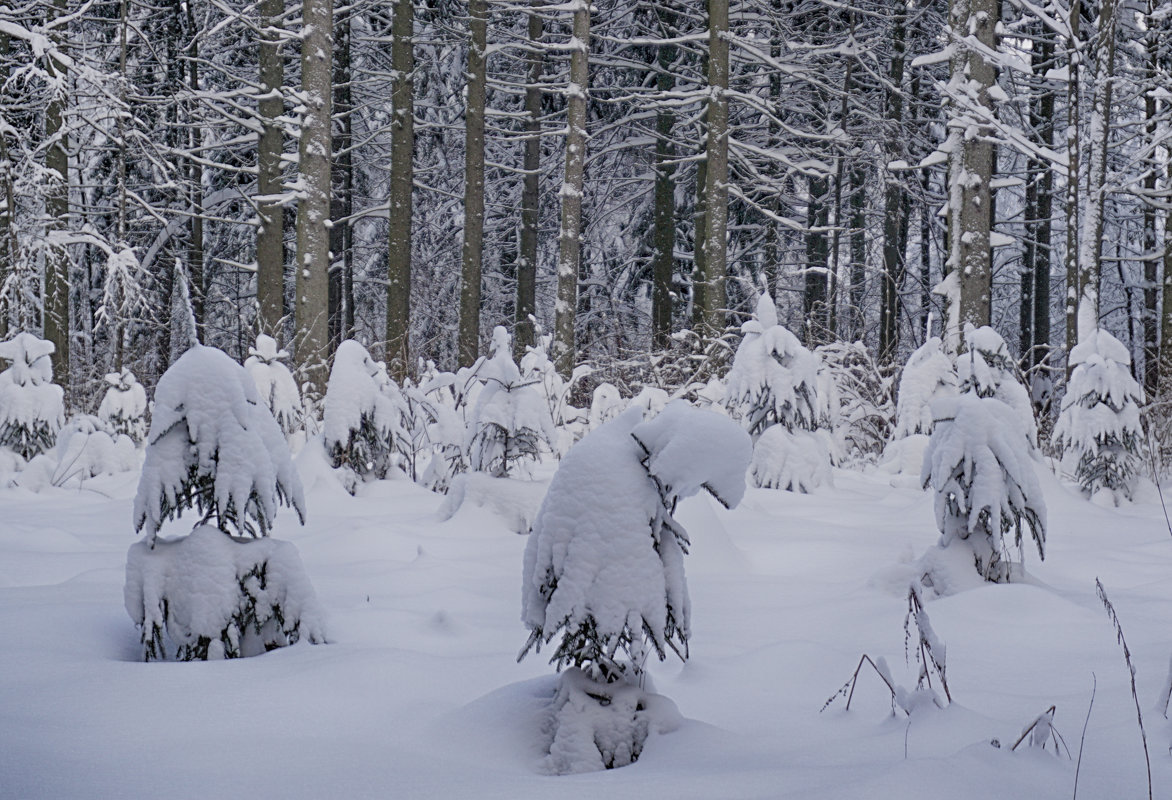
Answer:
[631,401,752,508]
[323,339,404,449]
[0,332,56,385]
[133,345,305,542]
[247,333,289,364]
[893,336,956,438]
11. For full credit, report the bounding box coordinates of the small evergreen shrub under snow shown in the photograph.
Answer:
[520,401,751,773]
[956,324,1037,446]
[892,336,957,439]
[244,335,302,439]
[17,415,137,490]
[97,368,149,443]
[125,345,324,661]
[0,333,65,461]
[322,339,411,492]
[1053,327,1145,504]
[921,393,1046,584]
[467,327,555,479]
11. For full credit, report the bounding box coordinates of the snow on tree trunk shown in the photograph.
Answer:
[921,392,1046,585]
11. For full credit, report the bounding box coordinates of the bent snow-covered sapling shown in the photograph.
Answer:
[125,345,325,661]
[97,367,149,443]
[519,401,752,773]
[921,393,1046,584]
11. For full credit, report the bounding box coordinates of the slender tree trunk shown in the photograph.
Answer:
[1064,0,1081,356]
[1029,32,1054,405]
[294,0,333,397]
[804,175,829,344]
[879,5,907,362]
[1075,0,1116,339]
[257,0,286,340]
[949,0,997,331]
[1143,0,1160,395]
[651,8,677,350]
[553,0,589,376]
[330,11,353,351]
[185,3,204,339]
[697,0,728,336]
[459,0,488,367]
[0,29,11,340]
[514,1,542,360]
[44,0,70,389]
[386,0,414,379]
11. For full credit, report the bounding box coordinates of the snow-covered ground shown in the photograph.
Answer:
[2,460,1170,799]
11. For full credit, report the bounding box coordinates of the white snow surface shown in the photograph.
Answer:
[5,418,1172,797]
[133,345,305,542]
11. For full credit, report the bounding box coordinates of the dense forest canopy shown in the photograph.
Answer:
[0,0,1169,415]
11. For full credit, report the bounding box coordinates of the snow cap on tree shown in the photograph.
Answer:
[957,324,1036,446]
[133,345,305,544]
[521,402,751,681]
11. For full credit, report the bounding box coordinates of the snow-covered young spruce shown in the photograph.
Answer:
[97,368,149,443]
[16,415,137,491]
[726,292,832,492]
[244,334,302,438]
[520,402,752,773]
[1053,326,1145,504]
[892,336,957,439]
[0,333,65,461]
[125,345,324,661]
[921,393,1046,585]
[466,327,555,478]
[322,339,411,491]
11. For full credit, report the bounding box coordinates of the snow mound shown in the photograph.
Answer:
[438,472,548,534]
[124,524,327,660]
[16,415,138,491]
[749,426,833,493]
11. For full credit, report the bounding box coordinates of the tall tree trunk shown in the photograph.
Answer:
[459,0,488,367]
[879,4,907,362]
[697,0,728,336]
[1075,0,1116,338]
[651,7,677,351]
[0,28,11,340]
[44,0,70,390]
[514,1,542,360]
[804,175,830,344]
[1064,0,1081,356]
[1027,31,1054,408]
[1142,0,1160,396]
[294,0,333,398]
[386,0,413,379]
[257,0,286,340]
[330,11,353,351]
[185,2,204,339]
[553,0,589,376]
[949,0,997,330]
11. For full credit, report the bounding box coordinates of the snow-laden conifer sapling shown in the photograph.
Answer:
[322,339,412,491]
[97,367,149,443]
[725,292,832,492]
[244,334,303,439]
[125,345,325,661]
[1053,311,1145,504]
[892,336,957,439]
[17,414,137,490]
[519,402,752,773]
[0,332,65,461]
[957,324,1037,446]
[921,393,1046,584]
[466,326,555,478]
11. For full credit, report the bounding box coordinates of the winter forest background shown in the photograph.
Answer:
[1,0,1170,411]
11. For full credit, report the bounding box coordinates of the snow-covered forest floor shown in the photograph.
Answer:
[2,457,1170,799]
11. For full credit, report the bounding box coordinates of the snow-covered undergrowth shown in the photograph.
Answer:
[15,414,138,490]
[3,427,1172,797]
